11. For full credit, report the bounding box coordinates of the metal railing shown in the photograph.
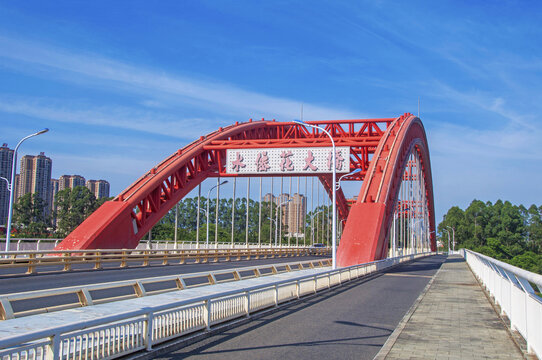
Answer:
[0,239,313,252]
[0,247,329,276]
[0,259,331,320]
[0,252,434,360]
[462,249,542,359]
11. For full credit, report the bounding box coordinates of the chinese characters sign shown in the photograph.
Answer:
[226,147,350,174]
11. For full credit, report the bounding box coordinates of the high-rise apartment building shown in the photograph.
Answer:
[17,153,53,216]
[86,180,110,199]
[287,193,306,236]
[263,192,306,235]
[59,175,86,191]
[50,178,60,226]
[0,144,14,225]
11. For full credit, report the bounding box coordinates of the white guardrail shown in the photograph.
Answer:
[0,252,433,360]
[462,249,542,358]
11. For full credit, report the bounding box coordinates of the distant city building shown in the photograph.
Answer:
[86,179,110,199]
[50,178,60,224]
[59,175,86,191]
[0,144,14,225]
[13,174,19,202]
[17,153,53,216]
[263,192,306,235]
[287,193,306,236]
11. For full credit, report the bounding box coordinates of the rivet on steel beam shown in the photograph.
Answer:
[219,127,223,131]
[235,121,239,125]
[200,136,204,141]
[177,149,182,155]
[151,168,157,175]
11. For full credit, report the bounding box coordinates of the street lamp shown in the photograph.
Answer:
[267,217,278,247]
[444,228,451,254]
[309,210,323,245]
[294,119,337,269]
[4,129,49,253]
[336,168,361,190]
[446,226,455,253]
[206,180,228,248]
[270,198,291,247]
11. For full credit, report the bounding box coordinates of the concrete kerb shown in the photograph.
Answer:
[372,256,444,360]
[121,255,431,360]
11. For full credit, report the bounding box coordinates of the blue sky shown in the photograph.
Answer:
[1,1,541,222]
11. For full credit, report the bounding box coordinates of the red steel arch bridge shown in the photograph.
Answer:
[55,113,436,266]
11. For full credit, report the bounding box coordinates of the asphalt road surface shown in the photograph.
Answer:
[156,255,446,360]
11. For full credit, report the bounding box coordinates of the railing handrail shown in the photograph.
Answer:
[463,249,542,288]
[0,252,434,350]
[462,248,542,358]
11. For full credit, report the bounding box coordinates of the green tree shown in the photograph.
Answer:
[12,193,50,237]
[438,199,542,274]
[55,186,98,237]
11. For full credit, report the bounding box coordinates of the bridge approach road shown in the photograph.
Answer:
[153,255,447,360]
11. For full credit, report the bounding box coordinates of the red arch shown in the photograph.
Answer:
[55,117,394,250]
[337,114,436,266]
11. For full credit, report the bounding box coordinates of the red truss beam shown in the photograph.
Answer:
[55,117,394,251]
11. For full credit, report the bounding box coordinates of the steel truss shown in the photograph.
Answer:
[55,114,435,263]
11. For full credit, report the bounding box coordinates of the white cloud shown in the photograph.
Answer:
[0,97,217,139]
[0,36,358,121]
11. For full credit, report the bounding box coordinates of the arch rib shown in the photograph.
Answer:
[337,114,436,266]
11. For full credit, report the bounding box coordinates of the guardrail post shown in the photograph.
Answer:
[0,298,15,320]
[245,291,251,317]
[26,253,36,274]
[62,253,72,272]
[204,299,212,330]
[143,251,150,267]
[120,251,127,268]
[94,252,102,270]
[77,288,94,306]
[144,311,154,351]
[45,333,60,360]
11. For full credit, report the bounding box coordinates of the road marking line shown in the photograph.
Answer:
[384,273,433,279]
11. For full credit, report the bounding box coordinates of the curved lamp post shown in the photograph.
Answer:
[4,129,49,253]
[336,168,361,190]
[293,120,337,269]
[205,180,228,248]
[270,198,291,247]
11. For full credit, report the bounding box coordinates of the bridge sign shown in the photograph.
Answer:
[226,147,350,174]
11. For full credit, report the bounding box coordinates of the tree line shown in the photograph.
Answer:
[438,199,542,274]
[7,191,332,246]
[9,186,111,238]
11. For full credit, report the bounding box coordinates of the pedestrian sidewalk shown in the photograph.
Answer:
[378,255,524,360]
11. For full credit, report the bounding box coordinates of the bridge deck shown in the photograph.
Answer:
[379,255,523,360]
[152,255,445,360]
